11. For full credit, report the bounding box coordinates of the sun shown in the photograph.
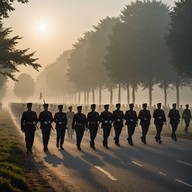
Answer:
[39,24,47,32]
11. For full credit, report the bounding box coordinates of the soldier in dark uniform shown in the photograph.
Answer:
[182,104,191,133]
[53,105,67,150]
[168,103,180,141]
[153,103,166,144]
[112,103,124,146]
[100,104,113,149]
[39,103,53,151]
[21,103,38,154]
[138,103,151,144]
[124,103,138,146]
[72,106,87,151]
[87,104,100,150]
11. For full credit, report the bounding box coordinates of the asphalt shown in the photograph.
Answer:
[10,111,192,192]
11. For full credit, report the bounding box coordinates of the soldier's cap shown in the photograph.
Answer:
[91,104,96,108]
[104,104,109,108]
[142,103,147,107]
[129,103,134,107]
[157,103,161,106]
[58,105,63,108]
[43,103,49,107]
[172,103,176,106]
[27,103,32,107]
[116,103,121,107]
[77,106,82,110]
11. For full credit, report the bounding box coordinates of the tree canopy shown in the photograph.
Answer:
[166,0,192,78]
[13,73,35,101]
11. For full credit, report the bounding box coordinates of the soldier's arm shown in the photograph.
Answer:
[20,112,25,131]
[50,112,54,123]
[53,113,57,123]
[64,113,67,126]
[72,115,76,129]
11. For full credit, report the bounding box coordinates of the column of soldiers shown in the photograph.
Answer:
[20,102,191,154]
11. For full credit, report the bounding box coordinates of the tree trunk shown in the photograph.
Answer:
[78,91,81,105]
[87,90,89,105]
[92,88,95,104]
[110,85,113,105]
[132,85,136,104]
[118,83,121,103]
[99,86,102,106]
[84,90,86,105]
[126,83,130,105]
[163,86,167,107]
[176,83,180,107]
[149,85,153,107]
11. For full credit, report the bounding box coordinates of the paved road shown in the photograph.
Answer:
[10,110,192,192]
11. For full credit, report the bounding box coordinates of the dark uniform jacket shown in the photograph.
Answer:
[87,111,100,129]
[138,109,151,126]
[112,110,124,127]
[168,109,180,124]
[21,110,38,131]
[39,111,53,129]
[100,111,113,129]
[124,110,138,126]
[72,113,87,131]
[153,109,166,125]
[53,112,67,129]
[182,109,192,120]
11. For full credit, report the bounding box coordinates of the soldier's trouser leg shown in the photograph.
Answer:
[103,128,111,146]
[60,129,66,146]
[42,128,51,149]
[29,131,35,150]
[56,128,61,145]
[76,130,84,147]
[114,126,122,144]
[184,119,190,133]
[142,125,149,142]
[25,131,31,150]
[127,125,135,143]
[90,128,98,147]
[156,124,163,141]
[171,123,178,140]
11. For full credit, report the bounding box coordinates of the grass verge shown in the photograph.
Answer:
[0,109,32,192]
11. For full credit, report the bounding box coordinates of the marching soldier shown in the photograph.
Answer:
[87,104,100,150]
[66,106,74,139]
[138,103,151,144]
[124,103,138,146]
[182,104,191,133]
[21,103,38,154]
[153,103,166,144]
[112,103,124,146]
[39,103,53,151]
[100,104,113,149]
[168,103,180,141]
[53,105,67,150]
[72,106,87,151]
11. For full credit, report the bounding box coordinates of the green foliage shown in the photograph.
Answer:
[0,0,28,19]
[67,17,119,91]
[13,73,35,101]
[166,0,192,78]
[0,23,41,80]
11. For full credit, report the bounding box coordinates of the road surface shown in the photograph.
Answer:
[10,109,192,192]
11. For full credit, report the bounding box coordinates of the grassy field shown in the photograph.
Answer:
[0,109,32,192]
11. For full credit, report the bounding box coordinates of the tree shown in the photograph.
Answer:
[166,0,192,78]
[0,23,40,80]
[0,74,6,102]
[13,73,35,101]
[0,0,28,19]
[0,0,40,80]
[105,0,170,106]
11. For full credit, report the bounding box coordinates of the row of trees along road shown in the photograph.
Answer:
[64,0,192,107]
[0,0,41,102]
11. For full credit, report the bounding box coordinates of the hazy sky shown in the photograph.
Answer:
[4,0,175,76]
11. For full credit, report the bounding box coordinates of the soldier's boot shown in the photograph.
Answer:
[103,141,106,147]
[26,149,30,154]
[140,136,144,143]
[155,136,158,142]
[60,145,64,150]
